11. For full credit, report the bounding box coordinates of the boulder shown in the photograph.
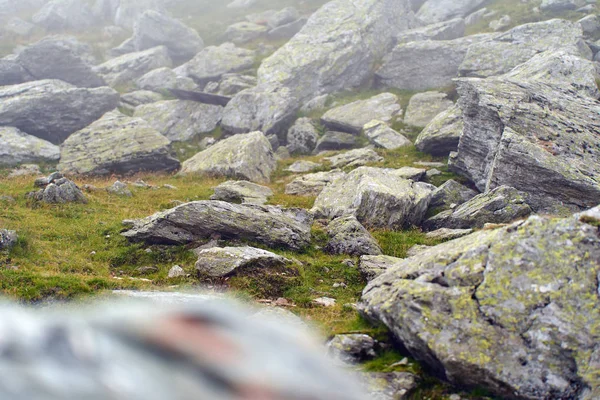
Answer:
[176,43,255,85]
[579,15,600,39]
[267,18,307,41]
[285,170,346,197]
[327,334,377,364]
[541,0,579,12]
[267,7,299,29]
[205,74,256,97]
[404,91,454,128]
[376,34,494,91]
[416,0,488,24]
[423,186,532,230]
[16,37,106,88]
[285,161,322,173]
[180,132,276,184]
[121,201,312,251]
[325,215,382,256]
[94,46,173,87]
[221,0,416,135]
[428,179,478,211]
[195,246,290,278]
[0,58,32,86]
[360,208,600,399]
[286,118,319,155]
[134,100,222,142]
[224,22,268,44]
[363,120,412,150]
[113,0,167,28]
[459,19,590,78]
[29,172,87,204]
[7,164,42,178]
[314,131,357,153]
[135,67,197,92]
[58,111,180,175]
[414,104,463,156]
[210,181,273,205]
[450,50,600,211]
[358,255,404,281]
[0,127,60,167]
[0,80,119,145]
[321,93,402,134]
[32,0,95,31]
[311,167,435,229]
[0,230,17,251]
[120,90,163,113]
[325,148,383,169]
[396,18,466,43]
[424,227,473,241]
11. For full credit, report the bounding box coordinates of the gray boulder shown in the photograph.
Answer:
[325,148,383,169]
[113,0,166,29]
[0,230,17,252]
[224,22,268,44]
[429,179,478,211]
[314,131,357,153]
[425,227,473,241]
[397,18,466,43]
[135,67,197,92]
[361,208,600,399]
[94,46,173,88]
[358,255,404,281]
[0,79,119,145]
[415,104,463,156]
[416,0,488,24]
[210,181,274,205]
[205,74,257,97]
[121,200,312,251]
[404,91,454,128]
[221,0,416,135]
[58,111,180,175]
[361,372,418,400]
[423,186,532,230]
[134,100,222,142]
[267,7,299,29]
[286,118,319,154]
[285,161,322,173]
[32,0,95,31]
[0,127,60,167]
[327,334,377,364]
[107,181,132,197]
[363,120,412,150]
[541,0,579,12]
[267,18,307,41]
[579,14,600,39]
[325,216,382,256]
[195,246,291,278]
[120,90,163,113]
[285,170,346,197]
[0,58,32,86]
[311,167,434,229]
[29,173,87,204]
[450,50,600,211]
[180,132,276,184]
[321,93,402,134]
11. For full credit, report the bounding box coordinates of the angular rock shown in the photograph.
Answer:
[0,80,119,145]
[29,173,87,204]
[361,209,600,399]
[135,67,197,92]
[0,127,60,167]
[424,228,473,240]
[134,100,222,142]
[286,118,319,155]
[32,0,95,31]
[224,22,268,44]
[327,334,377,364]
[58,111,180,175]
[0,230,17,251]
[325,148,383,169]
[267,7,299,29]
[415,104,463,156]
[107,181,132,197]
[285,161,322,173]
[207,74,256,97]
[321,93,401,134]
[423,186,532,230]
[541,0,579,12]
[361,372,419,400]
[285,170,346,197]
[404,92,454,128]
[113,0,167,28]
[180,132,276,184]
[363,120,412,150]
[120,90,163,113]
[7,164,42,178]
[416,0,487,24]
[210,181,273,205]
[429,179,478,211]
[314,131,357,153]
[358,255,404,281]
[325,215,382,256]
[311,167,435,229]
[267,18,307,41]
[195,246,290,278]
[167,265,185,278]
[396,18,466,43]
[121,200,312,251]
[579,14,600,39]
[94,46,173,88]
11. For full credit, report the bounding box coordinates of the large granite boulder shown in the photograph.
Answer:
[210,181,273,205]
[450,50,600,211]
[58,111,180,175]
[0,127,60,167]
[416,0,487,24]
[0,80,119,145]
[180,132,276,184]
[221,0,416,135]
[122,200,312,251]
[32,0,95,31]
[415,104,463,156]
[321,93,402,134]
[423,185,533,230]
[94,46,172,87]
[325,215,382,256]
[404,91,454,128]
[195,246,291,278]
[134,100,222,142]
[361,207,600,399]
[311,167,434,229]
[15,37,105,88]
[459,19,591,78]
[376,34,494,91]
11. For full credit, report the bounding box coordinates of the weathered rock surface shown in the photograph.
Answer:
[267,17,307,41]
[205,73,256,97]
[425,227,473,241]
[58,111,180,175]
[0,80,119,145]
[325,148,383,169]
[286,118,319,155]
[429,179,478,211]
[122,200,312,251]
[210,181,273,205]
[311,167,434,229]
[32,0,95,31]
[0,58,32,86]
[416,0,487,24]
[221,0,416,134]
[285,170,346,197]
[134,100,222,142]
[325,216,382,256]
[180,132,275,183]
[363,120,412,150]
[0,127,60,167]
[415,104,463,156]
[195,246,290,278]
[361,372,419,400]
[321,93,401,134]
[120,90,163,113]
[327,334,376,364]
[177,43,255,85]
[0,230,17,251]
[285,161,322,173]
[224,22,268,44]
[135,67,197,92]
[404,91,454,128]
[397,18,466,43]
[94,46,173,87]
[314,131,357,153]
[423,186,532,230]
[358,255,404,282]
[450,50,600,211]
[29,173,87,204]
[361,208,600,399]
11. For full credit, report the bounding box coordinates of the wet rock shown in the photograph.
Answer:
[0,127,59,167]
[321,93,401,134]
[29,173,87,204]
[404,91,454,128]
[285,170,346,197]
[94,46,172,88]
[363,120,412,150]
[210,181,273,205]
[325,215,382,256]
[325,148,383,169]
[195,246,291,278]
[415,104,463,156]
[327,334,376,364]
[286,118,319,155]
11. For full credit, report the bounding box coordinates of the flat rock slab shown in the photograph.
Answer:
[363,120,412,150]
[195,246,291,277]
[210,180,273,205]
[325,148,383,169]
[0,127,59,167]
[94,46,173,87]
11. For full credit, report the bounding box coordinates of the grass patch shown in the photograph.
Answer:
[373,229,442,258]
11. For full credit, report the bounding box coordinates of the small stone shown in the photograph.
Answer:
[313,297,336,307]
[168,265,185,278]
[107,181,132,197]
